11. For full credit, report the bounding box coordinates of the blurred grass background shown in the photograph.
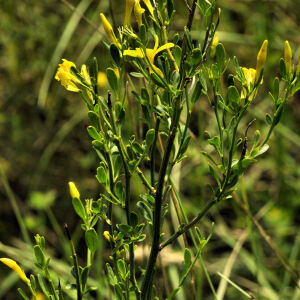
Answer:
[0,0,300,299]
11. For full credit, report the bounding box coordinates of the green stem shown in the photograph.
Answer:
[219,104,248,199]
[213,87,224,165]
[64,225,82,300]
[141,100,182,299]
[151,118,160,186]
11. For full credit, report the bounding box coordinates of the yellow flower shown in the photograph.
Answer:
[0,258,30,285]
[255,40,268,83]
[68,181,80,199]
[134,0,145,28]
[241,67,259,101]
[55,59,81,92]
[124,35,174,77]
[142,0,154,18]
[284,40,292,74]
[103,231,110,242]
[124,0,135,26]
[99,13,121,48]
[210,32,218,57]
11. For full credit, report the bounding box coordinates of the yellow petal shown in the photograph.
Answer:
[154,42,175,56]
[142,0,154,18]
[124,48,145,58]
[68,182,80,199]
[55,59,81,92]
[149,63,164,77]
[0,258,30,284]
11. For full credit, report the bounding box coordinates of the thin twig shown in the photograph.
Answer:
[60,0,103,35]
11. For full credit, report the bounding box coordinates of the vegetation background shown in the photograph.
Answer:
[0,0,300,299]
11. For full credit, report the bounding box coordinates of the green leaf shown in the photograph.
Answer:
[273,103,284,125]
[117,259,127,279]
[114,284,125,300]
[81,266,90,290]
[208,136,221,154]
[252,144,269,158]
[106,68,118,92]
[130,72,144,78]
[85,229,98,253]
[30,275,36,291]
[199,70,207,93]
[279,58,286,78]
[72,197,85,220]
[265,113,272,125]
[130,212,139,227]
[17,288,30,300]
[96,166,107,185]
[253,130,261,147]
[92,139,105,152]
[88,111,100,130]
[167,0,174,19]
[173,45,182,67]
[191,81,202,104]
[184,26,193,50]
[273,77,279,101]
[184,248,192,269]
[190,48,202,66]
[87,126,101,140]
[216,43,226,71]
[106,263,118,286]
[110,44,121,66]
[37,274,49,296]
[34,245,45,267]
[150,72,166,88]
[115,182,125,204]
[137,201,152,222]
[117,224,133,235]
[228,86,241,110]
[139,24,147,45]
[209,165,221,189]
[146,129,155,148]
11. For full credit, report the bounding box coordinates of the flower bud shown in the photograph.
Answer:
[210,32,218,58]
[103,231,110,242]
[100,13,121,48]
[255,40,268,83]
[68,182,80,199]
[134,0,145,28]
[284,40,292,74]
[0,258,30,285]
[124,0,135,26]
